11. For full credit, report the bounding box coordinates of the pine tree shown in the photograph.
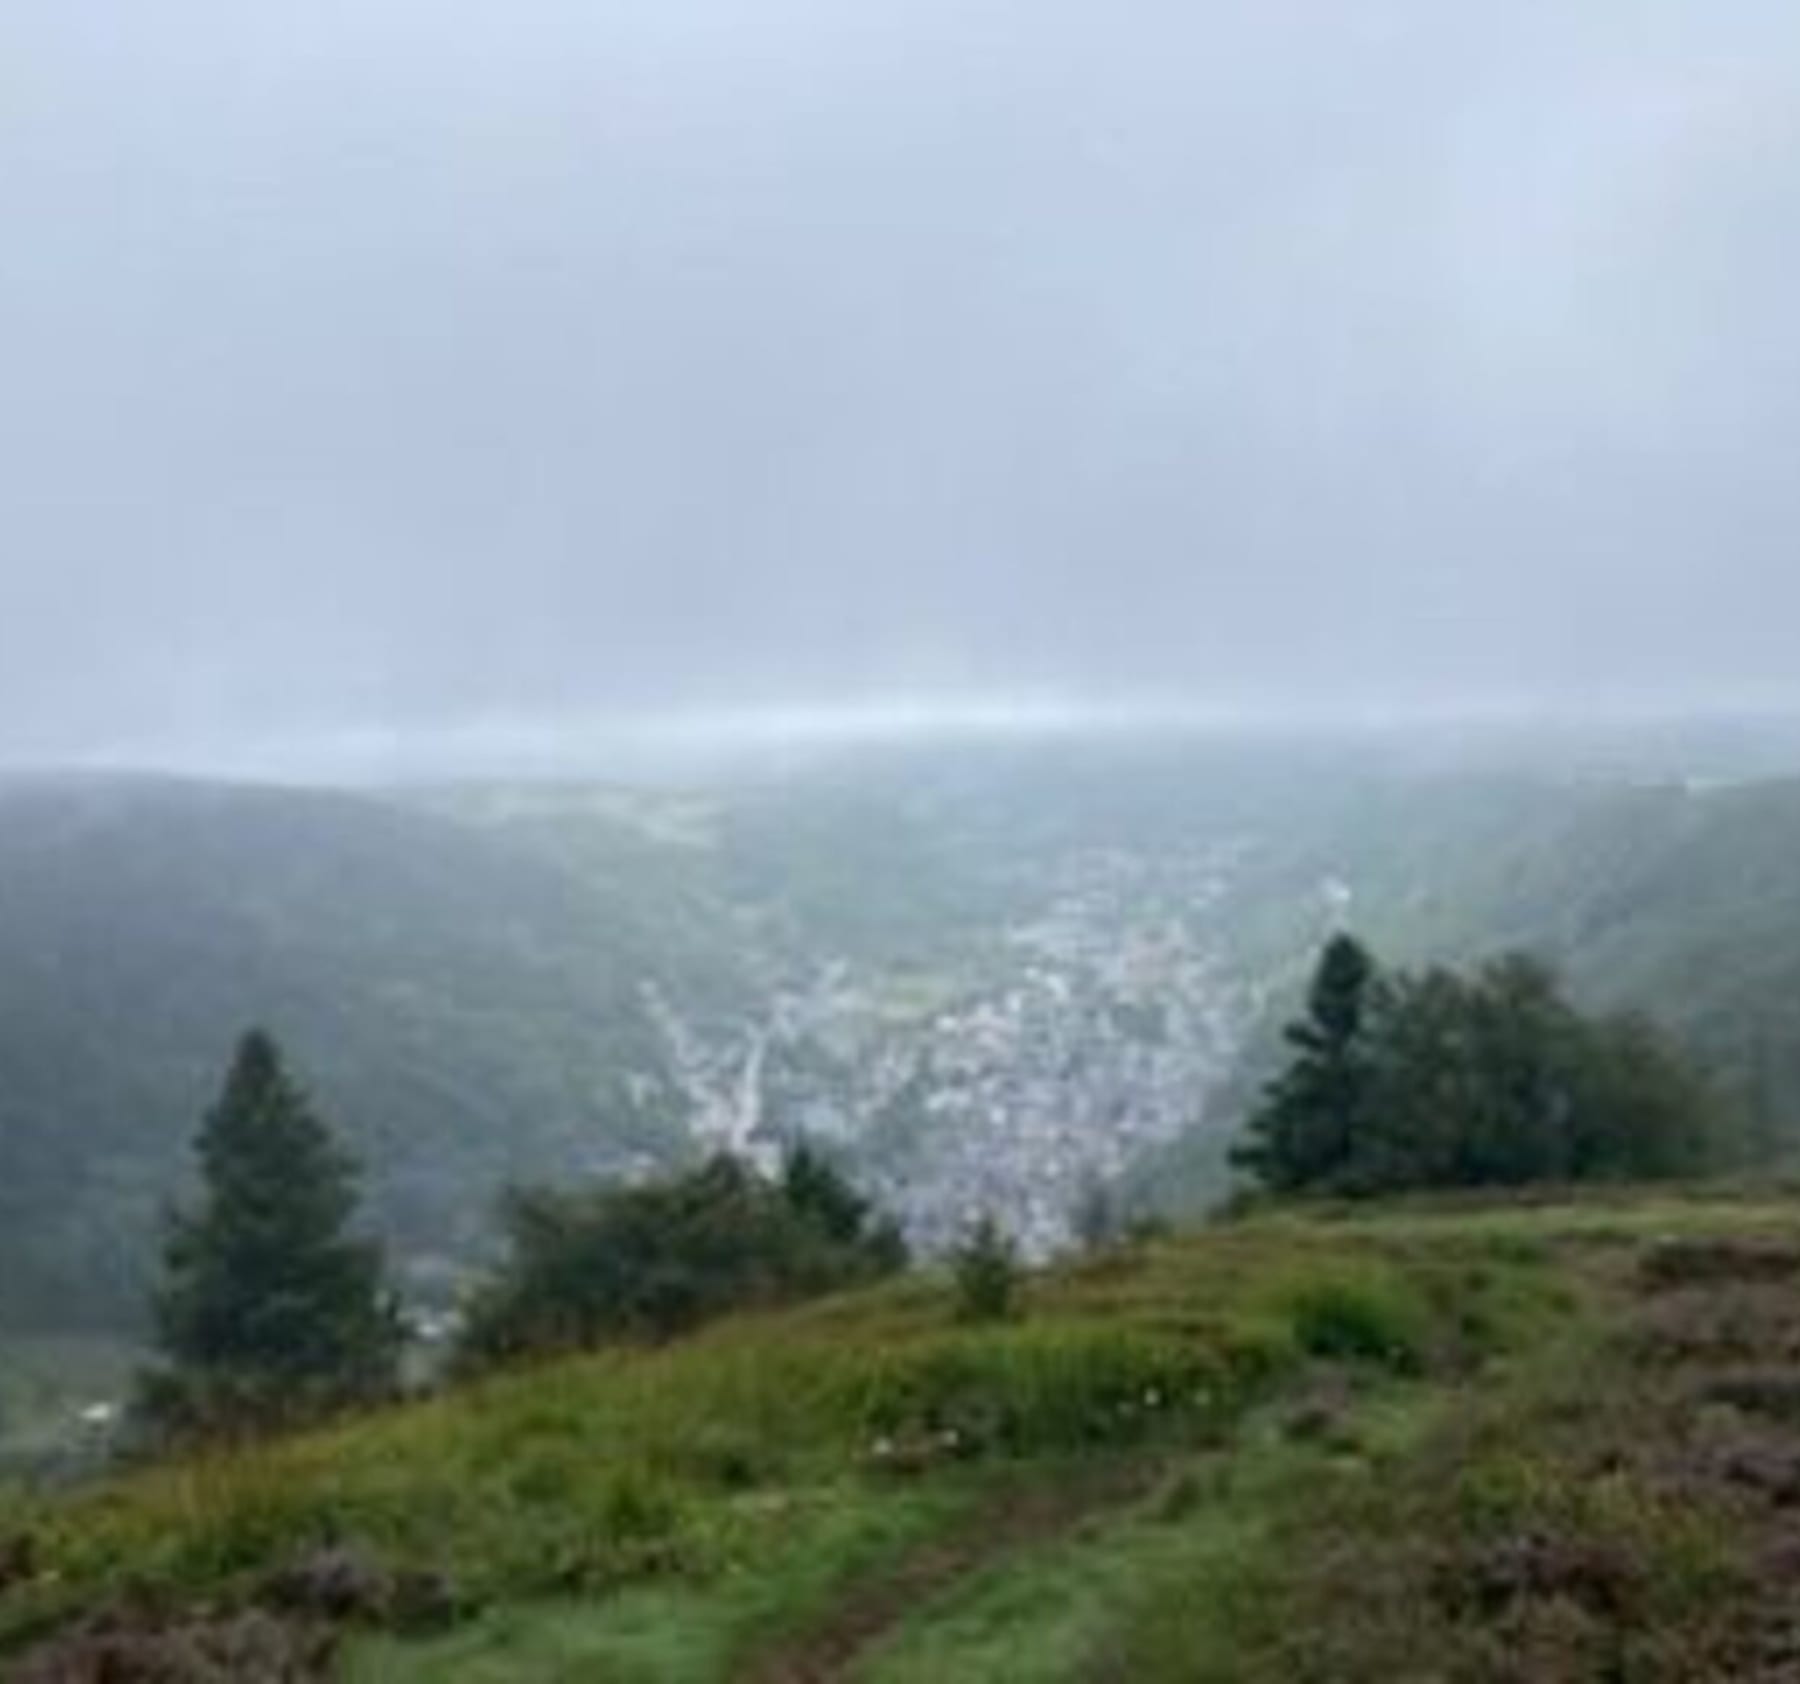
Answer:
[1234,934,1376,1192]
[137,1030,400,1439]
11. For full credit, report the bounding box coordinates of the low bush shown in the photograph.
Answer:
[951,1215,1021,1325]
[1283,1277,1427,1375]
[456,1147,906,1367]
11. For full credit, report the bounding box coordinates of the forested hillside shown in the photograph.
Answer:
[0,776,695,1329]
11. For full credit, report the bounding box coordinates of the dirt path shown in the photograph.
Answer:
[741,1456,1165,1684]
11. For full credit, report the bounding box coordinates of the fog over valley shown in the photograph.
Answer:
[13,18,1800,1671]
[9,0,1800,1384]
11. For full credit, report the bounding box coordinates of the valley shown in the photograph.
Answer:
[660,840,1266,1258]
[11,732,1800,1357]
[12,734,1800,1676]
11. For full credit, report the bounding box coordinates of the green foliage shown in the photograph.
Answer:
[952,1215,1022,1325]
[136,1031,401,1442]
[1,1212,1488,1634]
[1278,1274,1429,1374]
[781,1140,906,1268]
[1233,934,1376,1193]
[455,1151,905,1367]
[1238,939,1721,1197]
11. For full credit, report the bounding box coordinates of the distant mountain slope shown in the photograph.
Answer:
[1211,768,1800,1074]
[0,775,696,1329]
[1389,778,1800,1129]
[1137,772,1800,1211]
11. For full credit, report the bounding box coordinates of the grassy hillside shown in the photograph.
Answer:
[11,1189,1800,1680]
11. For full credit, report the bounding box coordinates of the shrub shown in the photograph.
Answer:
[456,1148,905,1368]
[952,1216,1020,1325]
[1281,1274,1428,1375]
[853,1327,1223,1458]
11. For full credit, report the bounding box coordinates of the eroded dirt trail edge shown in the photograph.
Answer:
[741,1456,1165,1684]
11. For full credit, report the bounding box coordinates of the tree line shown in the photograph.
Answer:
[137,937,1723,1444]
[1234,935,1719,1196]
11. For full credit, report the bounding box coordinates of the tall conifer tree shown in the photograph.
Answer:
[139,1030,399,1437]
[1234,934,1376,1191]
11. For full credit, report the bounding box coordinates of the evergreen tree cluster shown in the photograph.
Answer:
[454,1144,907,1367]
[1236,936,1720,1196]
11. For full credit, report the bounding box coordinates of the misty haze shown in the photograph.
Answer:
[5,7,1800,1681]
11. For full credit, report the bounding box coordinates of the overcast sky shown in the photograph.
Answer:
[5,3,1800,772]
